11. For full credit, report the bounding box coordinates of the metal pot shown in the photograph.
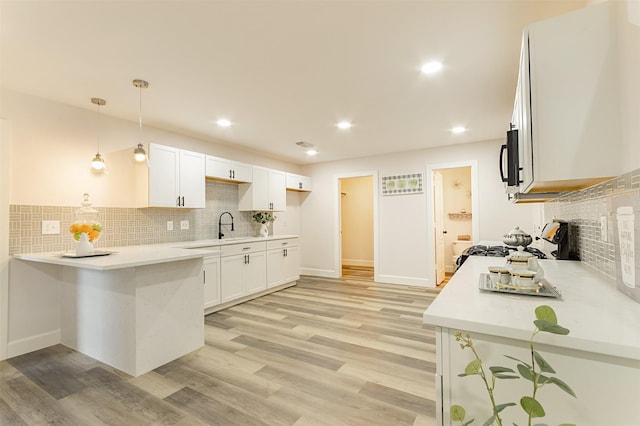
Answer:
[502,226,533,247]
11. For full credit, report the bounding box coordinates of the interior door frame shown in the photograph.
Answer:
[426,160,479,286]
[334,171,379,281]
[1,120,10,360]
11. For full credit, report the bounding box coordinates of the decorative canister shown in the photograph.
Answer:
[69,193,102,253]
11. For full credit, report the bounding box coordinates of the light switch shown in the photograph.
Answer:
[180,220,189,230]
[42,220,60,235]
[166,221,174,231]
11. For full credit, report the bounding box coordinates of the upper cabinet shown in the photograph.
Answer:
[238,166,286,211]
[136,143,205,208]
[286,173,312,192]
[508,1,622,198]
[205,155,253,183]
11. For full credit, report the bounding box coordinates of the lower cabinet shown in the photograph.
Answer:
[267,238,300,288]
[203,255,221,309]
[220,241,267,304]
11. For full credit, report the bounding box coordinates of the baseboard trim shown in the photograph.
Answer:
[300,268,339,278]
[376,274,435,288]
[7,330,61,358]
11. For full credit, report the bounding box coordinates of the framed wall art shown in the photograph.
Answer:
[381,173,423,195]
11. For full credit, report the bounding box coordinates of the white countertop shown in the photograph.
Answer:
[423,256,640,361]
[12,235,298,271]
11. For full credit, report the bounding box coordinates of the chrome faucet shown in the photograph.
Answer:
[218,212,234,239]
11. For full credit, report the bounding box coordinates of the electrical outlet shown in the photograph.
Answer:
[166,221,174,231]
[600,216,608,242]
[42,220,60,235]
[180,220,189,230]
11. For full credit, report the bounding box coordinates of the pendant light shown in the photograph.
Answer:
[90,97,107,173]
[133,79,149,163]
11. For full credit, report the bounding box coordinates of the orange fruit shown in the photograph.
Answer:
[88,229,100,242]
[69,224,81,233]
[80,224,93,233]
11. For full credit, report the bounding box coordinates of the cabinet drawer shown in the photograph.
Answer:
[220,241,266,257]
[266,238,298,250]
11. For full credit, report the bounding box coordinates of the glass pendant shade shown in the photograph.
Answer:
[133,143,146,162]
[90,153,106,171]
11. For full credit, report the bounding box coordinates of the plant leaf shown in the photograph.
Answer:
[451,405,466,421]
[520,396,546,418]
[490,366,519,379]
[546,376,577,398]
[504,355,532,369]
[495,402,517,413]
[465,358,482,375]
[482,415,495,426]
[533,351,556,373]
[537,374,550,384]
[535,305,557,324]
[463,420,475,426]
[534,320,570,335]
[517,363,534,382]
[490,366,516,374]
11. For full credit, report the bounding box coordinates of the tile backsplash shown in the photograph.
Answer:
[9,181,261,255]
[545,168,640,279]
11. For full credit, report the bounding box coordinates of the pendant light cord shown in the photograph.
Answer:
[138,86,143,142]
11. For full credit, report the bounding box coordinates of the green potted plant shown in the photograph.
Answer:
[252,211,276,237]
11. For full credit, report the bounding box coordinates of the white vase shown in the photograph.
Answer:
[75,232,94,256]
[259,223,269,238]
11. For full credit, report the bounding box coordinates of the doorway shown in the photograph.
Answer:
[427,161,479,287]
[338,174,376,281]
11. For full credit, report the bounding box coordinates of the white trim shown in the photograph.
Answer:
[300,267,339,278]
[376,273,432,287]
[426,160,479,287]
[0,120,9,360]
[7,330,61,358]
[334,171,379,282]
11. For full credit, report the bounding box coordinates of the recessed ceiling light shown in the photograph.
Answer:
[451,126,466,134]
[216,118,232,127]
[337,121,352,130]
[421,61,443,75]
[306,149,318,156]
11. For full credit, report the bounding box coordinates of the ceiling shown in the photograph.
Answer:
[1,0,584,165]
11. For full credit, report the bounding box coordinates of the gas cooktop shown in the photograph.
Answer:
[456,245,546,269]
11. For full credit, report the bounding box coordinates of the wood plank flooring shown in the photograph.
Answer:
[0,275,439,426]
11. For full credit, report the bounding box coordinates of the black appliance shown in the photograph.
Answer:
[540,221,573,260]
[499,125,521,188]
[456,245,546,269]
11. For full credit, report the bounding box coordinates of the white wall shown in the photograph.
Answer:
[2,90,302,207]
[300,140,540,286]
[341,176,374,267]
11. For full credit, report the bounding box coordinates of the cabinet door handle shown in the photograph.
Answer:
[176,196,181,207]
[284,248,287,257]
[229,169,233,179]
[203,270,206,284]
[232,170,235,179]
[182,196,185,206]
[299,182,302,189]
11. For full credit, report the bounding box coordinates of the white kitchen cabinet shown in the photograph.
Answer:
[137,143,205,208]
[510,1,621,196]
[286,173,312,192]
[205,155,252,183]
[203,254,220,310]
[238,166,286,211]
[220,241,267,303]
[266,238,300,288]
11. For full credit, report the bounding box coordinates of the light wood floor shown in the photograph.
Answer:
[0,275,439,426]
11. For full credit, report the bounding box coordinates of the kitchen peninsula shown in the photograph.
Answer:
[423,256,640,425]
[9,236,299,376]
